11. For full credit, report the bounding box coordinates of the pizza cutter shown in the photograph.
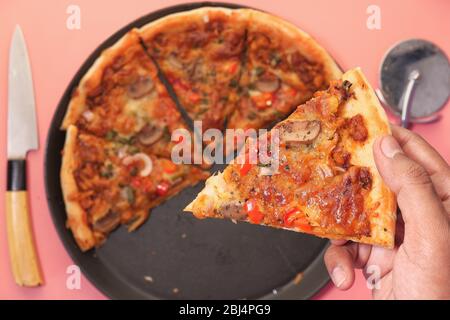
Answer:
[377,39,450,128]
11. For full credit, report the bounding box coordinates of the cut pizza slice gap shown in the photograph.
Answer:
[61,125,209,251]
[185,68,397,248]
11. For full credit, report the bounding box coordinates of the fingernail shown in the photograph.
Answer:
[331,266,346,288]
[380,135,403,159]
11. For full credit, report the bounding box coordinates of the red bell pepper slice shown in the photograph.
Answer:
[244,199,264,224]
[163,161,177,174]
[156,181,170,196]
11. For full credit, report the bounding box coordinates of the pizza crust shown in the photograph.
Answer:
[138,7,245,42]
[60,125,96,251]
[338,67,397,248]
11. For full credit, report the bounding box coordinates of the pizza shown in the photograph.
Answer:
[61,7,362,251]
[139,8,247,132]
[185,68,397,248]
[61,125,209,251]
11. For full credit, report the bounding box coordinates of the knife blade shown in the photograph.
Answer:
[8,25,38,159]
[6,25,43,287]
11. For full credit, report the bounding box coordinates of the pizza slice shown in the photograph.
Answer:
[61,29,191,160]
[61,125,209,251]
[227,9,342,132]
[185,68,397,248]
[139,7,247,132]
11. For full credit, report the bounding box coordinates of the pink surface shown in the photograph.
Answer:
[0,0,449,300]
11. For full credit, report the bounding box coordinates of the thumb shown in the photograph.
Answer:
[373,135,448,246]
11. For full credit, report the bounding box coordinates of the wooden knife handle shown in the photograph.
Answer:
[6,160,44,286]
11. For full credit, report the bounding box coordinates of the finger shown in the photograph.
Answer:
[324,244,356,290]
[330,239,348,246]
[324,242,372,290]
[391,125,450,206]
[373,135,449,246]
[362,245,397,279]
[391,125,448,174]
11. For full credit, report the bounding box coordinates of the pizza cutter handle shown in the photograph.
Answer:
[376,89,440,125]
[400,70,420,128]
[6,159,44,287]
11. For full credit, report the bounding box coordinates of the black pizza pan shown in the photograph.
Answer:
[44,1,334,300]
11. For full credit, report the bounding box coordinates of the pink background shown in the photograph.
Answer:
[0,0,449,300]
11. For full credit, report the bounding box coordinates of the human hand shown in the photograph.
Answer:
[324,125,450,299]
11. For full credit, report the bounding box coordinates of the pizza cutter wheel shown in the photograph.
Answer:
[377,39,450,128]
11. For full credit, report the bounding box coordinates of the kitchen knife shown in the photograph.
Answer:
[6,25,44,286]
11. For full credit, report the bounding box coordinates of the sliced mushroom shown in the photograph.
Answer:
[167,54,183,70]
[279,120,321,145]
[255,73,281,93]
[137,122,164,145]
[127,75,154,99]
[93,210,121,234]
[186,58,205,81]
[220,201,246,220]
